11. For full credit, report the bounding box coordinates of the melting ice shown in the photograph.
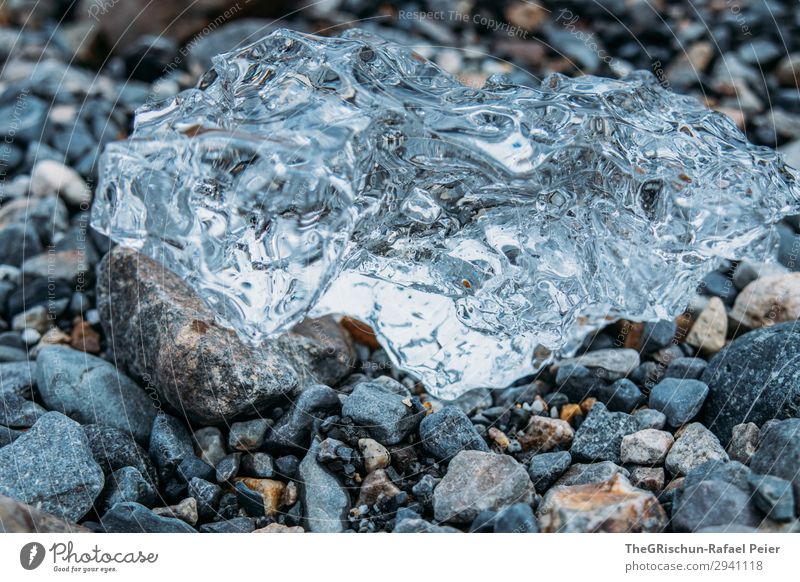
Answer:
[92,29,800,398]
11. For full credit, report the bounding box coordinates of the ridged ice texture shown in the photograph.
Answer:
[92,29,800,398]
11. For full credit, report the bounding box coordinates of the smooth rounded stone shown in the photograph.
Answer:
[176,456,215,484]
[199,517,256,533]
[570,403,637,463]
[733,259,787,290]
[685,296,727,354]
[21,249,93,285]
[0,223,41,267]
[0,94,47,143]
[620,429,674,465]
[0,425,23,447]
[11,305,50,334]
[640,320,677,353]
[553,461,629,488]
[663,357,707,380]
[727,423,759,465]
[749,474,795,522]
[418,406,488,460]
[665,423,728,477]
[298,438,350,533]
[99,467,157,513]
[215,453,241,484]
[553,363,604,402]
[528,451,572,493]
[342,382,423,446]
[394,517,461,533]
[265,384,341,452]
[96,248,355,425]
[0,493,90,533]
[152,497,198,526]
[36,346,157,443]
[0,412,104,522]
[240,452,275,478]
[6,277,71,318]
[356,469,401,507]
[596,378,645,413]
[519,415,574,452]
[699,270,737,305]
[493,503,539,533]
[0,196,69,245]
[254,523,305,533]
[701,323,800,444]
[648,378,709,428]
[749,419,800,513]
[30,159,91,206]
[228,419,270,452]
[188,478,222,522]
[358,438,390,474]
[433,450,535,523]
[0,393,46,428]
[149,414,195,482]
[100,502,196,533]
[83,424,157,488]
[729,273,800,329]
[672,480,762,532]
[628,466,665,491]
[193,427,226,467]
[556,349,640,381]
[633,409,666,431]
[538,474,667,533]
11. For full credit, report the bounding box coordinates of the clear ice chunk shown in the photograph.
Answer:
[91,29,800,399]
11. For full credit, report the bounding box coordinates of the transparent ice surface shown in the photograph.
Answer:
[92,29,800,398]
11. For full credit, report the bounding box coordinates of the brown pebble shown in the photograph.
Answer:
[579,398,596,415]
[560,403,582,424]
[340,316,380,349]
[69,318,101,354]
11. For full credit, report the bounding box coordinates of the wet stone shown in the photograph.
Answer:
[342,382,423,445]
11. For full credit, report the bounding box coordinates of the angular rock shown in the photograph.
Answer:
[393,517,461,533]
[342,382,423,445]
[0,393,46,428]
[356,469,401,507]
[663,357,707,380]
[749,474,795,522]
[0,361,36,399]
[192,427,226,467]
[0,412,104,521]
[235,478,285,516]
[240,452,275,478]
[538,474,667,532]
[628,466,665,491]
[264,384,340,452]
[418,406,488,460]
[298,438,350,533]
[358,438,390,474]
[100,502,196,533]
[553,363,604,402]
[553,461,629,488]
[149,414,195,482]
[199,517,254,533]
[620,429,674,465]
[519,415,574,452]
[433,451,534,523]
[152,497,198,525]
[215,453,241,483]
[570,403,637,463]
[36,346,157,443]
[701,323,800,443]
[493,503,539,533]
[648,378,709,428]
[96,247,354,424]
[727,423,759,465]
[228,419,270,452]
[528,451,572,493]
[665,423,728,476]
[640,320,677,353]
[83,424,158,487]
[672,480,762,532]
[98,466,157,513]
[187,478,221,523]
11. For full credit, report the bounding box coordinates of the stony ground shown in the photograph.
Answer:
[1,1,800,533]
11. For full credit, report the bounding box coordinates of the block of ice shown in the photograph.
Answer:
[92,29,800,398]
